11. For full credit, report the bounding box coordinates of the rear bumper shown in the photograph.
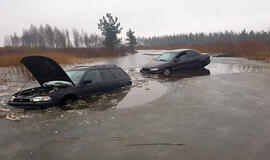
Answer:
[203,59,211,66]
[8,101,57,109]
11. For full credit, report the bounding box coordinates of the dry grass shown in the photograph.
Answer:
[0,47,129,67]
[137,40,270,61]
[0,52,78,67]
[0,47,129,83]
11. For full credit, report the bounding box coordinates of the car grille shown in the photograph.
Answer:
[13,98,31,102]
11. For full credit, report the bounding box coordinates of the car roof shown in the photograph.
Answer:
[68,64,121,71]
[169,49,198,53]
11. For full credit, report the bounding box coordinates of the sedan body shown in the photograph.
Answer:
[140,49,210,75]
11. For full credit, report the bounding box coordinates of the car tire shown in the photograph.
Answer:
[63,98,74,105]
[60,95,78,107]
[163,68,171,77]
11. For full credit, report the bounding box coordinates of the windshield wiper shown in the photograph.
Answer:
[157,59,167,61]
[54,82,72,86]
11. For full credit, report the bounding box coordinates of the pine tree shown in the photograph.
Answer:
[98,13,123,50]
[126,29,137,53]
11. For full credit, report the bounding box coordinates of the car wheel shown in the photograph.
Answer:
[64,98,74,105]
[163,68,171,77]
[60,95,78,107]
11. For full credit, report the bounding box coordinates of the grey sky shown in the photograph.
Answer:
[0,0,269,45]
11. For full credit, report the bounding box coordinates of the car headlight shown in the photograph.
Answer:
[150,68,160,71]
[32,96,52,102]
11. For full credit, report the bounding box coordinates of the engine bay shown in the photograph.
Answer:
[15,86,62,97]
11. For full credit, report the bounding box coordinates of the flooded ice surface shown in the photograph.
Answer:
[117,79,166,109]
[0,50,269,121]
[206,57,268,75]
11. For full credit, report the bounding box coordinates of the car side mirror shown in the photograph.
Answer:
[84,80,92,85]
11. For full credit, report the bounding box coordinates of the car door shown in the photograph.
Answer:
[172,52,189,70]
[78,69,103,98]
[99,69,119,92]
[173,51,200,70]
[184,50,200,68]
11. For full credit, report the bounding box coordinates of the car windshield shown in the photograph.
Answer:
[66,70,86,84]
[156,52,177,61]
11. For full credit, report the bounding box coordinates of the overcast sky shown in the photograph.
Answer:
[0,0,269,46]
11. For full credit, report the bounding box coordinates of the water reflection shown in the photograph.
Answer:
[140,68,210,82]
[166,68,210,81]
[63,79,168,110]
[64,86,132,110]
[117,80,167,108]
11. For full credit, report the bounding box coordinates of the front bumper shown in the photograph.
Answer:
[8,101,57,109]
[140,68,163,74]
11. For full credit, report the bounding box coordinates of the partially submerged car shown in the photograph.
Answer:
[140,49,210,76]
[8,56,132,109]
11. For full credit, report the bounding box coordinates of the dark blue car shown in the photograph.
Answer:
[8,56,132,109]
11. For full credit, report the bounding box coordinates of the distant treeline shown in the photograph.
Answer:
[137,29,270,60]
[4,24,103,48]
[137,30,270,46]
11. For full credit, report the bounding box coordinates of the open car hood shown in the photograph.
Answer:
[21,56,74,86]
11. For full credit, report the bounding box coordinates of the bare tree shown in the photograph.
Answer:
[64,29,72,48]
[21,29,31,47]
[83,32,90,48]
[10,33,20,47]
[53,27,66,48]
[89,33,103,47]
[38,25,46,47]
[44,24,54,48]
[3,36,11,47]
[73,28,80,48]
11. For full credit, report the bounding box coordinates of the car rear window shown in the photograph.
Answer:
[175,52,186,59]
[99,69,116,81]
[178,51,199,60]
[110,68,129,80]
[186,51,199,58]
